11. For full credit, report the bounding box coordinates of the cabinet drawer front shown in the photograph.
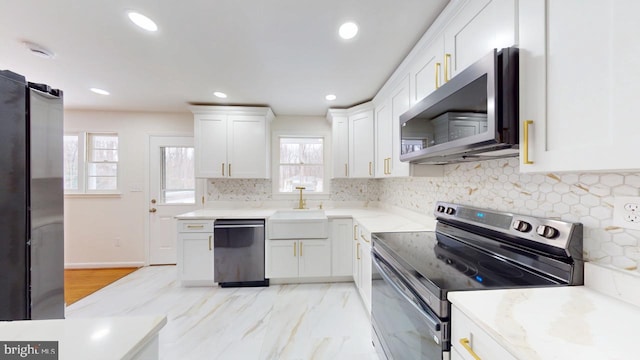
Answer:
[178,221,213,233]
[451,306,517,360]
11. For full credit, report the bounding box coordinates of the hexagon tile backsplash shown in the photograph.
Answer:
[207,157,640,273]
[378,157,640,273]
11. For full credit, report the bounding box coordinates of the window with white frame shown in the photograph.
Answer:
[278,137,324,193]
[64,132,119,193]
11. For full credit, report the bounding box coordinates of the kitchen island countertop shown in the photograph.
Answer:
[448,284,640,359]
[0,315,166,360]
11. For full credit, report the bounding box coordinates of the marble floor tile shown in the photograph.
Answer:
[65,266,379,360]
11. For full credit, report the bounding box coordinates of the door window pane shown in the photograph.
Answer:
[161,146,195,204]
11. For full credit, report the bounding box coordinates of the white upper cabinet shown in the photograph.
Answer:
[410,35,445,105]
[327,104,375,179]
[389,76,411,177]
[519,0,640,172]
[443,0,516,80]
[329,110,350,178]
[191,106,274,178]
[376,75,411,177]
[409,0,517,105]
[375,101,392,177]
[349,105,375,178]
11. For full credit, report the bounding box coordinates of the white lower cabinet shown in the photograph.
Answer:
[266,239,331,278]
[352,221,372,313]
[330,218,353,277]
[177,220,214,286]
[451,305,517,360]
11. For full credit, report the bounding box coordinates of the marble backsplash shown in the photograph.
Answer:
[207,157,640,273]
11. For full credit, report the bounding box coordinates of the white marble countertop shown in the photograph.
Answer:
[0,315,166,360]
[176,207,436,233]
[448,286,640,360]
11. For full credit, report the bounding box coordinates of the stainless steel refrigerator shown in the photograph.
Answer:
[0,70,65,320]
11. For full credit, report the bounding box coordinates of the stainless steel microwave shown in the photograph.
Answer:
[399,47,518,164]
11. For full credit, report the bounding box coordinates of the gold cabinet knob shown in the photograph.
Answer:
[149,208,157,213]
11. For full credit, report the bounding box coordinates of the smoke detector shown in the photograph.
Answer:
[23,41,55,59]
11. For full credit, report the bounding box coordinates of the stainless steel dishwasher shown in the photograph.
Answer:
[213,219,268,287]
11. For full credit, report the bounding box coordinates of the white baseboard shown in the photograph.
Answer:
[64,261,145,269]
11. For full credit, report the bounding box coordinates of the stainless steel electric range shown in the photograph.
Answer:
[371,201,583,360]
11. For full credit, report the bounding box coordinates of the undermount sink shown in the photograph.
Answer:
[268,210,328,239]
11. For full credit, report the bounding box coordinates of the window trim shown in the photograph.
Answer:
[271,130,330,199]
[63,131,120,195]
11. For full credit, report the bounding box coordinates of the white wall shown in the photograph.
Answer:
[64,110,192,268]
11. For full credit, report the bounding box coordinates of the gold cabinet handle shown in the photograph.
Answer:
[356,242,361,260]
[435,62,441,89]
[523,120,534,165]
[345,163,348,177]
[300,242,303,257]
[369,161,372,176]
[444,53,452,82]
[459,338,481,360]
[228,163,232,177]
[294,242,297,257]
[353,224,358,240]
[187,224,204,229]
[384,158,391,175]
[221,163,225,176]
[361,234,370,243]
[208,235,212,251]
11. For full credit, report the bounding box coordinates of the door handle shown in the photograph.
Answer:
[149,208,157,213]
[523,120,534,165]
[460,338,482,360]
[444,53,452,82]
[208,235,212,251]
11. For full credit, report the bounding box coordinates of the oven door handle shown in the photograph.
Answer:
[373,255,441,332]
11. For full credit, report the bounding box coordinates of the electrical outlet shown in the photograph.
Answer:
[613,196,640,230]
[625,214,640,223]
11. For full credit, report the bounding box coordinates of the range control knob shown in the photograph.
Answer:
[445,207,456,215]
[436,205,446,213]
[536,225,559,239]
[513,220,532,232]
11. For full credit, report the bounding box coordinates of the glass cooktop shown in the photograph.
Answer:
[372,231,562,298]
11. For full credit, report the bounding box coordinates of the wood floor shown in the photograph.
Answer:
[64,267,139,305]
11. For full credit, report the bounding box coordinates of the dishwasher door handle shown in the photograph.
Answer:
[214,224,264,229]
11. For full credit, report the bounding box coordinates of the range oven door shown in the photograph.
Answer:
[371,252,446,359]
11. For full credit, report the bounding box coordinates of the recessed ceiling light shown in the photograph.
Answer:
[325,94,337,101]
[213,91,227,99]
[22,41,55,59]
[90,88,110,95]
[339,22,358,40]
[127,11,158,32]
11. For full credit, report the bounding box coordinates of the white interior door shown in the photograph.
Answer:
[149,136,204,265]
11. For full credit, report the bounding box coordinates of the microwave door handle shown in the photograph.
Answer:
[373,256,441,332]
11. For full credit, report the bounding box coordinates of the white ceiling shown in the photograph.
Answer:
[0,0,449,116]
